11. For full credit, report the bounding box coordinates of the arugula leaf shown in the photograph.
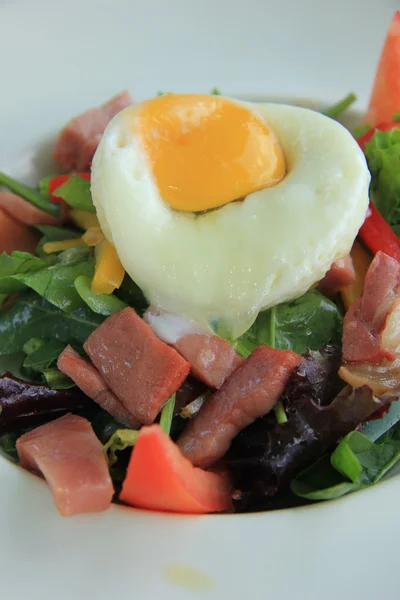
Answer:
[291,423,400,500]
[364,128,400,233]
[0,171,60,218]
[13,252,95,313]
[236,289,342,357]
[104,429,140,466]
[323,92,357,120]
[54,175,95,213]
[0,353,34,381]
[74,275,127,316]
[0,251,46,294]
[0,291,104,355]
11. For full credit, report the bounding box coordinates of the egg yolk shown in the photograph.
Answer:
[133,94,285,212]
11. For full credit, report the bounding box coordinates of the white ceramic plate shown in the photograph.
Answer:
[1,1,399,598]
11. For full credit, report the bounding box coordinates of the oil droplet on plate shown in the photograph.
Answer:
[163,562,215,592]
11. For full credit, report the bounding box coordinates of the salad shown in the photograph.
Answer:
[1,12,400,517]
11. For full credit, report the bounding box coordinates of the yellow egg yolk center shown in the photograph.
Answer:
[134,93,286,212]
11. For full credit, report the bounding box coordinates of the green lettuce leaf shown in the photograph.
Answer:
[53,175,95,213]
[0,291,104,355]
[104,429,140,466]
[236,289,343,357]
[365,128,400,233]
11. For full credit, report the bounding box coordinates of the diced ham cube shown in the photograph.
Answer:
[172,334,244,389]
[318,255,355,297]
[53,91,133,171]
[143,306,243,388]
[16,413,114,516]
[178,345,302,468]
[57,345,139,428]
[84,308,190,425]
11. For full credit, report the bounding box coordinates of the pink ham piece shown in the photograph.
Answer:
[57,345,139,428]
[144,306,243,388]
[53,90,133,171]
[318,255,355,297]
[84,308,190,425]
[16,413,114,516]
[342,251,400,365]
[0,191,66,227]
[178,345,302,468]
[172,335,243,389]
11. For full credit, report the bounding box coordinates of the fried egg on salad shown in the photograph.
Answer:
[91,93,370,338]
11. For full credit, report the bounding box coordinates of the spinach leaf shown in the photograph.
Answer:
[291,423,400,500]
[0,291,104,355]
[13,252,95,312]
[54,175,95,213]
[42,368,74,390]
[74,275,127,316]
[236,289,343,357]
[35,225,81,240]
[23,338,66,372]
[0,251,47,294]
[290,455,357,500]
[0,432,20,463]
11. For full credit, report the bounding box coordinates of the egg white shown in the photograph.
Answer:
[91,100,370,338]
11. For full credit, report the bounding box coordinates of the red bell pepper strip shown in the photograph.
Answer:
[49,173,90,203]
[119,424,232,514]
[358,202,400,263]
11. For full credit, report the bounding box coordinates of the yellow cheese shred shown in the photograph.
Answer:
[69,209,99,231]
[82,227,105,247]
[42,238,85,254]
[92,240,125,294]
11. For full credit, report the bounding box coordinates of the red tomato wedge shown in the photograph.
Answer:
[120,425,232,514]
[365,11,400,126]
[49,173,90,203]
